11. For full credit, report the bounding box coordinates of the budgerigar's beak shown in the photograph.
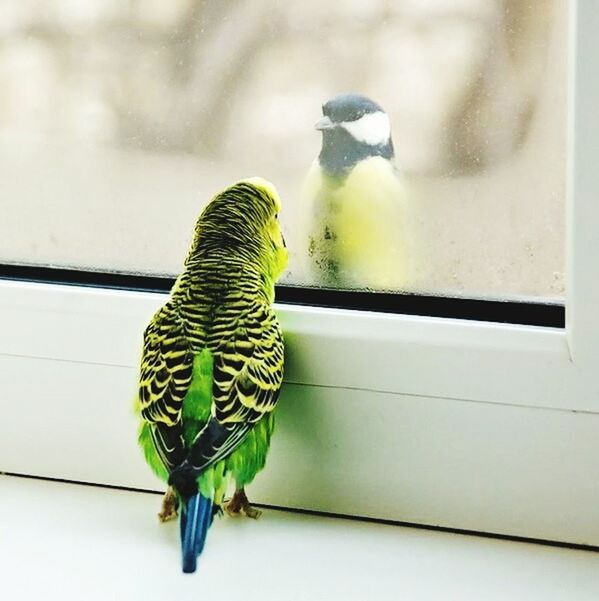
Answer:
[315,116,335,131]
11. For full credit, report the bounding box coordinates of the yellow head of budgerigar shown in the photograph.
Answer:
[190,177,287,280]
[231,177,288,278]
[239,176,282,214]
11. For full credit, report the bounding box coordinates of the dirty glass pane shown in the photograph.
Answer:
[0,0,566,301]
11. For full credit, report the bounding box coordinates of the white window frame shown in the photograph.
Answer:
[1,0,598,546]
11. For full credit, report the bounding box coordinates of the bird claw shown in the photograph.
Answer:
[158,487,179,522]
[243,505,262,520]
[158,508,178,522]
[225,488,262,519]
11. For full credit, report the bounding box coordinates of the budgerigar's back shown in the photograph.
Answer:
[136,178,288,573]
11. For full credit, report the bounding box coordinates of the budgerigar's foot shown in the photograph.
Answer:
[243,504,262,519]
[225,488,262,519]
[158,487,179,522]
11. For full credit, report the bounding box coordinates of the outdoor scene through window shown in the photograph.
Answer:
[0,0,566,301]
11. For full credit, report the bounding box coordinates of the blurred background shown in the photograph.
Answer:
[0,0,566,300]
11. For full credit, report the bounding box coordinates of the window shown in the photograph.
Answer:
[1,0,598,551]
[0,1,565,302]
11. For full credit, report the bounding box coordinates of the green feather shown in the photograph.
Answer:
[182,350,213,444]
[138,349,276,501]
[136,178,287,510]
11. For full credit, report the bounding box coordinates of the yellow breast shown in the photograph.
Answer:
[303,157,408,291]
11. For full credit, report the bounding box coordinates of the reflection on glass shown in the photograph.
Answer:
[0,0,566,301]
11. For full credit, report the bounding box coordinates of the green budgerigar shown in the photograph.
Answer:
[135,178,288,573]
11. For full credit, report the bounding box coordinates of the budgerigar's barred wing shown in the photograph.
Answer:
[186,302,284,472]
[140,298,284,478]
[139,302,193,470]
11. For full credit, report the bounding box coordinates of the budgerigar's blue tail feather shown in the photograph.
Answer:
[180,492,213,573]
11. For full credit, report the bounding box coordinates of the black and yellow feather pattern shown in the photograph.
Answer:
[136,178,287,499]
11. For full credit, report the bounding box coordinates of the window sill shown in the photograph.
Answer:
[2,475,598,600]
[2,280,599,544]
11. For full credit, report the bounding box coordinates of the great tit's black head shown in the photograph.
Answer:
[315,94,394,177]
[320,94,384,126]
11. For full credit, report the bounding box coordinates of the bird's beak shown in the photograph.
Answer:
[315,116,335,131]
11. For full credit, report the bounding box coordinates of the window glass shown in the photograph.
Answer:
[0,0,566,301]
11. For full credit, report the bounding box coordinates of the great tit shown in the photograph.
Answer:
[302,93,408,290]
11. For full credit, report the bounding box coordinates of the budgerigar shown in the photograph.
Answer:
[136,178,288,573]
[302,93,408,290]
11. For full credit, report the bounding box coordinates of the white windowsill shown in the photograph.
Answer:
[2,475,598,601]
[2,279,599,545]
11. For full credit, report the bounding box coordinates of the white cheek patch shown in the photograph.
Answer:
[341,111,391,146]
